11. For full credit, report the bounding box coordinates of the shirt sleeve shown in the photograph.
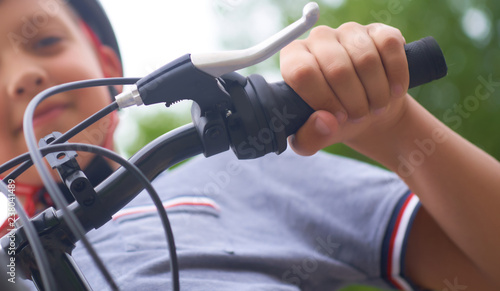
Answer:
[381,191,422,291]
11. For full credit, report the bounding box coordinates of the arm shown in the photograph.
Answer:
[280,23,500,289]
[357,96,500,289]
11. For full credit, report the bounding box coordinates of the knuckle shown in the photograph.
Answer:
[380,32,404,51]
[338,21,364,32]
[354,50,379,69]
[368,24,404,45]
[367,22,388,32]
[283,62,317,89]
[324,62,351,84]
[308,25,334,40]
[376,26,404,48]
[281,38,305,55]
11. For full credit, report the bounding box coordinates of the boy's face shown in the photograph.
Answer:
[0,0,122,184]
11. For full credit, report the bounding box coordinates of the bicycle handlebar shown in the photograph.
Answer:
[226,36,447,159]
[113,35,447,160]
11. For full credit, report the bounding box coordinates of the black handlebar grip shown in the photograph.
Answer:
[405,36,447,88]
[265,36,447,138]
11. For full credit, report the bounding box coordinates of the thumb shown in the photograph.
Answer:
[289,110,339,156]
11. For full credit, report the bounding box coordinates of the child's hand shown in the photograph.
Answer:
[280,23,410,155]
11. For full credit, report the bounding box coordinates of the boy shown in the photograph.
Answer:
[1,0,499,290]
[0,0,121,216]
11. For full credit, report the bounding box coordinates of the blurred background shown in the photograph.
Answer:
[101,0,500,290]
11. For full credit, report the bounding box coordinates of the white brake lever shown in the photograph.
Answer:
[191,2,320,78]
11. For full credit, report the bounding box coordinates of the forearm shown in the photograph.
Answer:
[349,96,500,284]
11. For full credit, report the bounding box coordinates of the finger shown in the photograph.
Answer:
[307,25,369,121]
[288,110,339,156]
[337,23,391,112]
[367,24,409,98]
[281,37,347,124]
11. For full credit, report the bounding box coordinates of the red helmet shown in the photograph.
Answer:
[67,0,121,62]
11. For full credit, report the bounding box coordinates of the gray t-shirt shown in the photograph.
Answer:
[68,150,420,291]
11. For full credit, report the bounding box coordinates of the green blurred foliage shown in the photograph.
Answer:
[268,0,500,166]
[115,104,192,158]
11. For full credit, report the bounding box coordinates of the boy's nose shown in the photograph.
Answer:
[7,68,48,100]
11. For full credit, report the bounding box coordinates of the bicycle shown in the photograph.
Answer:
[0,2,447,290]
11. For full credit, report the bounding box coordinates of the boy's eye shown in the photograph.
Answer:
[34,36,62,49]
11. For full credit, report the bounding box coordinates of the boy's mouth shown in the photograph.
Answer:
[17,104,70,133]
[33,104,69,127]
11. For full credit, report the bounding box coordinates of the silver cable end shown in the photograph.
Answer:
[115,85,143,108]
